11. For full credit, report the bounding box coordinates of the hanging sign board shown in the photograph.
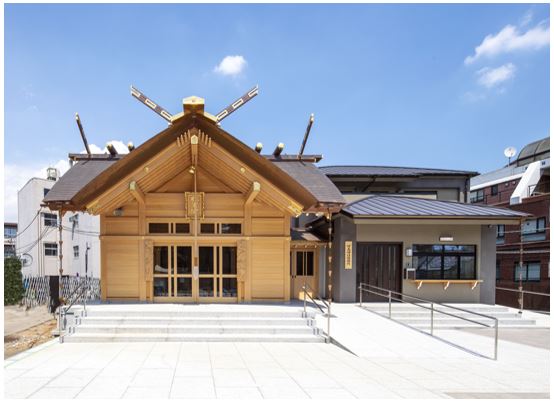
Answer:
[345,241,353,270]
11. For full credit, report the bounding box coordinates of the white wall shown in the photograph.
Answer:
[17,177,100,278]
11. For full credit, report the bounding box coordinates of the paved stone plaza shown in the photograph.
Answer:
[4,303,550,399]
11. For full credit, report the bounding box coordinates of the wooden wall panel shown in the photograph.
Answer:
[252,218,286,236]
[251,238,286,299]
[145,193,185,217]
[205,194,244,218]
[252,201,284,218]
[105,240,140,298]
[104,217,139,235]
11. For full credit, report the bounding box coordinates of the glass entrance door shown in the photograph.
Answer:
[153,245,194,301]
[198,245,238,301]
[153,244,237,302]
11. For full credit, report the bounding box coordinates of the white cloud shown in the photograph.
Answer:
[465,22,549,65]
[476,63,517,88]
[520,10,534,27]
[4,140,129,222]
[213,55,247,76]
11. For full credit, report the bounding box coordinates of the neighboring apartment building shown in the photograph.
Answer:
[470,137,550,311]
[4,222,17,258]
[311,165,526,303]
[17,168,101,278]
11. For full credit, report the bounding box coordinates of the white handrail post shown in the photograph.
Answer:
[430,302,434,336]
[494,318,499,360]
[326,302,331,344]
[388,290,392,318]
[303,286,307,317]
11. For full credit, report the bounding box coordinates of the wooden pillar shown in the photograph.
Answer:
[242,182,260,303]
[100,215,108,301]
[58,209,65,301]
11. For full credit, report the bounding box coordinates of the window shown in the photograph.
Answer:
[4,227,16,238]
[175,223,190,234]
[496,260,501,281]
[496,224,505,244]
[149,223,170,234]
[200,223,216,234]
[521,217,547,242]
[296,251,315,276]
[73,246,79,258]
[4,245,16,258]
[44,243,58,256]
[413,245,476,280]
[491,185,498,196]
[470,189,484,203]
[200,223,241,235]
[221,223,241,234]
[43,213,57,227]
[43,188,50,197]
[514,262,541,282]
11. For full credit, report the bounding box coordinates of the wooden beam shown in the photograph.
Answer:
[245,182,261,206]
[129,181,146,205]
[191,134,199,166]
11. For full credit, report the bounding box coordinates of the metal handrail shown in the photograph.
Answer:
[496,286,550,297]
[302,283,331,343]
[58,279,89,342]
[496,286,550,314]
[359,282,499,360]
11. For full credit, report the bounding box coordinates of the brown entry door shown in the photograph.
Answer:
[356,243,402,302]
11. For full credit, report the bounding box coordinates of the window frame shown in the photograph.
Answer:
[413,244,477,280]
[44,242,58,257]
[514,261,541,282]
[470,189,484,203]
[43,213,58,227]
[73,245,79,259]
[490,184,498,196]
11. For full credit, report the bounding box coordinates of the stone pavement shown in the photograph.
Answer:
[4,303,550,399]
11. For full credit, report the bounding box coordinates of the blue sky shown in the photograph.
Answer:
[4,3,550,221]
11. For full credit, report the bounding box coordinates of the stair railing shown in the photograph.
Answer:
[58,279,89,342]
[496,286,550,314]
[359,282,499,360]
[302,283,331,343]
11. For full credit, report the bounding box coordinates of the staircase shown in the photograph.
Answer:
[363,304,538,329]
[61,304,325,343]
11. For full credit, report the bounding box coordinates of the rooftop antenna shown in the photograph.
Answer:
[298,113,315,157]
[75,113,91,157]
[504,146,517,165]
[130,85,173,123]
[215,85,259,123]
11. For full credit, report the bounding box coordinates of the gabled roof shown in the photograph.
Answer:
[43,159,118,204]
[342,194,529,219]
[320,165,479,177]
[273,161,345,205]
[44,113,344,212]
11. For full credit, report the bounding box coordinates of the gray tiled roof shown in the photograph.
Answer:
[272,161,346,205]
[291,229,324,242]
[43,159,118,203]
[343,195,528,218]
[320,166,478,177]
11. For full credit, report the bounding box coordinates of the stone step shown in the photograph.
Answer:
[393,318,536,326]
[79,316,314,326]
[368,311,525,319]
[82,309,311,318]
[361,304,510,313]
[73,324,317,335]
[63,333,325,343]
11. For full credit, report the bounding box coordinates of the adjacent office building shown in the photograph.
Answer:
[17,168,100,278]
[470,137,550,311]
